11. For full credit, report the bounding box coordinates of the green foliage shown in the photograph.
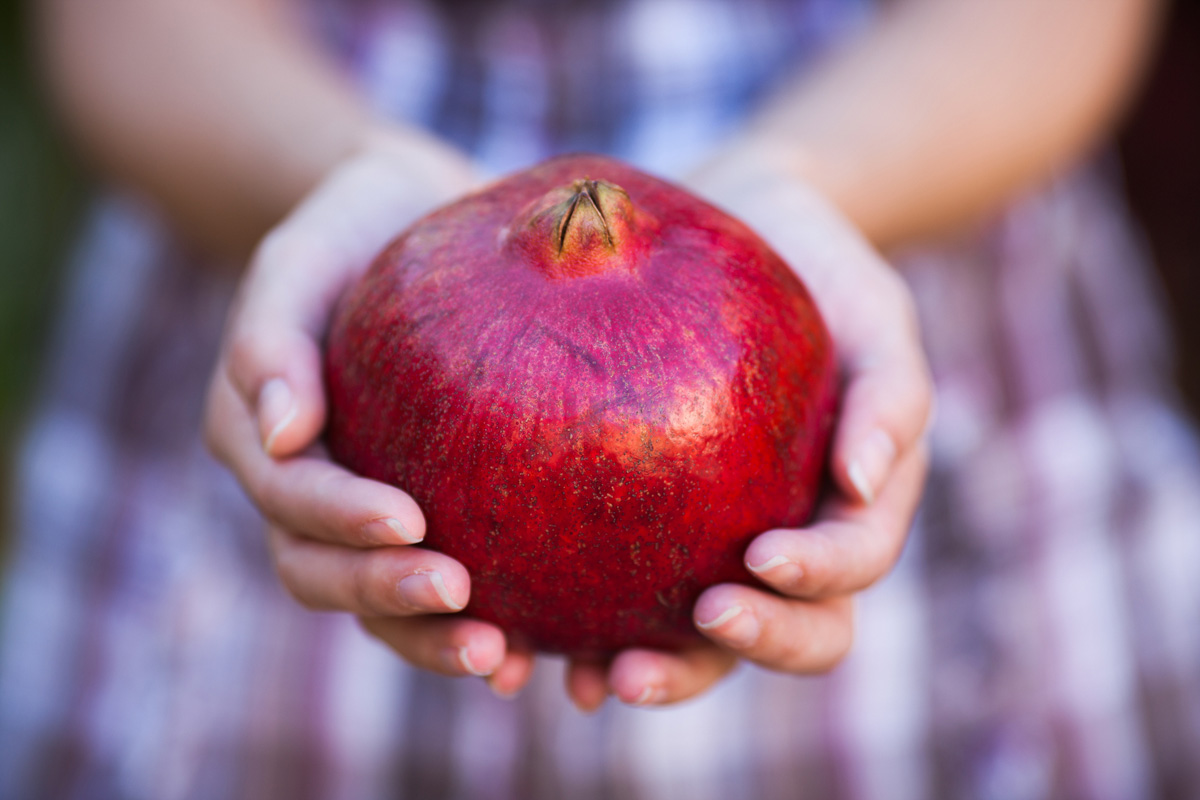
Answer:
[0,2,85,541]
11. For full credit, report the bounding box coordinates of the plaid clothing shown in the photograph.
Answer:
[4,1,1200,798]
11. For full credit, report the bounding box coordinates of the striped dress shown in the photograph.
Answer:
[3,0,1200,798]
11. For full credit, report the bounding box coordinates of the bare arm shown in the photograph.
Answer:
[39,0,1160,257]
[737,0,1163,249]
[35,0,462,260]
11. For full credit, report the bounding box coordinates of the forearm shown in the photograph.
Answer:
[38,0,410,259]
[743,0,1162,249]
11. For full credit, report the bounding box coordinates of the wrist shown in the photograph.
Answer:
[685,136,826,229]
[353,122,479,194]
[692,133,814,189]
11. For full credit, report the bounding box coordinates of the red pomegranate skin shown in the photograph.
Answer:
[325,154,837,655]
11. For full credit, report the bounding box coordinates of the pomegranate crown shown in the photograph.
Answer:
[506,176,655,279]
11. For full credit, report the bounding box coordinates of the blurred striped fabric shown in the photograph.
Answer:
[3,1,1200,798]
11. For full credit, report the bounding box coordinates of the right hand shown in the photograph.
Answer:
[203,129,538,695]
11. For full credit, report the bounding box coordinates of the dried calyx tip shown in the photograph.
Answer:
[506,174,646,280]
[554,178,619,253]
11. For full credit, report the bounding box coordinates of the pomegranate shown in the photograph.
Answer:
[325,154,837,655]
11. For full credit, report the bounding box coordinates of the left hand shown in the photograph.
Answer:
[563,142,935,710]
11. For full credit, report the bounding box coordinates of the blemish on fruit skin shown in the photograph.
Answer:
[324,154,837,656]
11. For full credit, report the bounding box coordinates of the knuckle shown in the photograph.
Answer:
[200,376,239,466]
[351,551,389,616]
[768,599,856,675]
[799,535,839,597]
[253,227,327,281]
[312,467,350,508]
[356,616,396,649]
[252,228,302,273]
[849,529,897,593]
[875,359,932,445]
[802,624,853,675]
[808,645,848,674]
[253,469,287,521]
[273,550,319,611]
[290,588,322,612]
[311,471,375,546]
[774,629,820,673]
[227,327,274,387]
[896,370,936,448]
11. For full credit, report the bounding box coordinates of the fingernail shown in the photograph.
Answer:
[259,378,297,456]
[398,570,464,612]
[696,603,744,630]
[696,604,760,648]
[848,428,896,505]
[455,645,492,677]
[364,517,422,545]
[630,686,665,707]
[746,553,802,584]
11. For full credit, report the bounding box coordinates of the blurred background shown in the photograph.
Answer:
[0,1,1197,561]
[0,1,85,566]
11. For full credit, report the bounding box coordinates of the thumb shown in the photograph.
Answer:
[227,322,327,458]
[222,221,352,460]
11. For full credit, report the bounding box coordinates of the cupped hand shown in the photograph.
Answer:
[203,129,537,694]
[564,143,934,711]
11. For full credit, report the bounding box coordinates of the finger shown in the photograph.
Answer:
[222,150,471,461]
[269,525,468,616]
[694,586,854,674]
[359,615,508,678]
[206,373,426,546]
[745,442,928,599]
[222,188,387,460]
[204,363,259,468]
[225,311,329,459]
[259,456,426,546]
[607,646,737,707]
[564,658,611,713]
[828,279,934,505]
[232,143,478,352]
[487,648,537,699]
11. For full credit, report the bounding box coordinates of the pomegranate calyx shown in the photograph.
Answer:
[553,179,620,253]
[507,177,650,280]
